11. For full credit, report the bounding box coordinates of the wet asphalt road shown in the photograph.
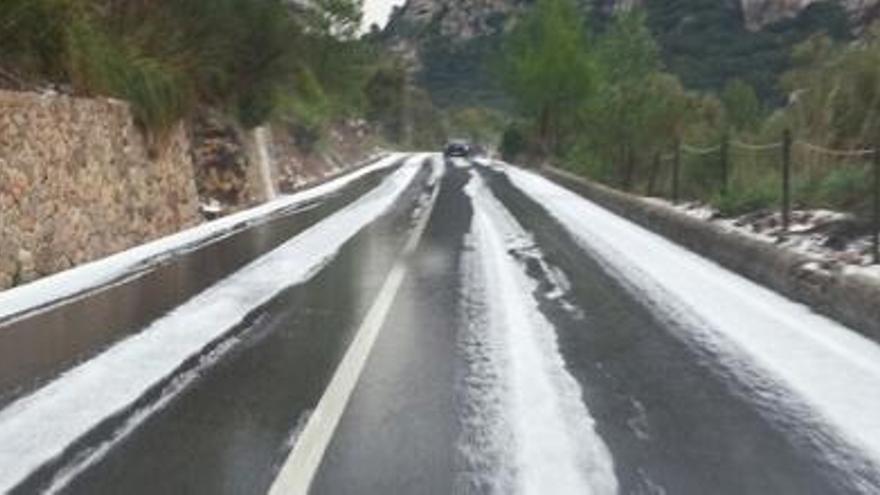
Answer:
[0,163,395,409]
[4,157,873,494]
[32,162,428,494]
[310,160,474,495]
[309,164,852,495]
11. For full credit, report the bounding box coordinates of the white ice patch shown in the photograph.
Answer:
[501,163,880,485]
[0,153,407,323]
[461,171,618,495]
[456,230,516,494]
[428,154,447,186]
[451,157,471,169]
[0,155,428,493]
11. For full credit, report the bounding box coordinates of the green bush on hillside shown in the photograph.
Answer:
[0,0,372,134]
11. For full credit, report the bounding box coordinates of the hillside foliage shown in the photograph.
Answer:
[0,0,373,133]
[500,0,880,220]
[642,0,851,103]
[384,0,853,110]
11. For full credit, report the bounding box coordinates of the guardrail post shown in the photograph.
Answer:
[782,129,792,232]
[720,133,729,196]
[874,146,879,264]
[673,138,681,204]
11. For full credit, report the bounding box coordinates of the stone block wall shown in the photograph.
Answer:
[0,90,199,289]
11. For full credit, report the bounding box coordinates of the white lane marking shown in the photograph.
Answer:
[268,157,445,495]
[0,155,428,494]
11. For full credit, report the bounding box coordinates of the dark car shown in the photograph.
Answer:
[444,141,470,158]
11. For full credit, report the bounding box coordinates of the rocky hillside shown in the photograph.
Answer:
[741,0,879,29]
[383,0,869,106]
[383,0,527,108]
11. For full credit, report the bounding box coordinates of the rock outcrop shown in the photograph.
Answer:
[740,0,880,30]
[389,0,522,40]
[271,119,381,192]
[387,0,877,42]
[189,110,259,211]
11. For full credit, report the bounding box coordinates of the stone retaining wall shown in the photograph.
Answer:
[541,166,880,340]
[0,90,199,289]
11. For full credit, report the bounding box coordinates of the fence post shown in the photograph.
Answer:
[782,129,792,232]
[874,146,879,264]
[720,133,729,196]
[673,138,681,204]
[647,152,659,196]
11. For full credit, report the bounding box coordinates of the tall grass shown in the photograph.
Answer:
[64,19,192,131]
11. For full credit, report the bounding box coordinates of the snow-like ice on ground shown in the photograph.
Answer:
[0,154,428,493]
[0,153,406,323]
[461,170,618,495]
[450,157,471,169]
[672,200,878,271]
[500,163,880,489]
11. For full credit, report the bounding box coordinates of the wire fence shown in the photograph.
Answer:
[650,131,879,264]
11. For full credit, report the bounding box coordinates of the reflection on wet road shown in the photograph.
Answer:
[3,154,880,494]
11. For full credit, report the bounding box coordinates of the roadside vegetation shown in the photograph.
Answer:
[0,0,391,142]
[498,0,879,220]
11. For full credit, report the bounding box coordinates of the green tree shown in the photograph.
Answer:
[446,107,505,148]
[501,0,598,154]
[364,61,407,143]
[588,10,678,189]
[722,79,762,132]
[782,28,880,147]
[596,9,660,85]
[499,124,527,161]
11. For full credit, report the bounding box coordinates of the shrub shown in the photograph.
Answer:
[65,19,191,131]
[815,165,873,214]
[712,182,779,217]
[500,125,528,162]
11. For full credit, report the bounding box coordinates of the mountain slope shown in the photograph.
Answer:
[383,0,865,107]
[382,0,527,108]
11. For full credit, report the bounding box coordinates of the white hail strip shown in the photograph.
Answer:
[268,155,444,495]
[450,157,472,169]
[501,163,880,482]
[0,152,405,323]
[464,171,618,495]
[0,154,428,493]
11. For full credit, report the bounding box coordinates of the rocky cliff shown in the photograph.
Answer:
[383,0,529,107]
[388,0,876,35]
[388,0,522,41]
[741,0,880,30]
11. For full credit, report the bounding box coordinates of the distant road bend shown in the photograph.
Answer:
[3,153,880,494]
